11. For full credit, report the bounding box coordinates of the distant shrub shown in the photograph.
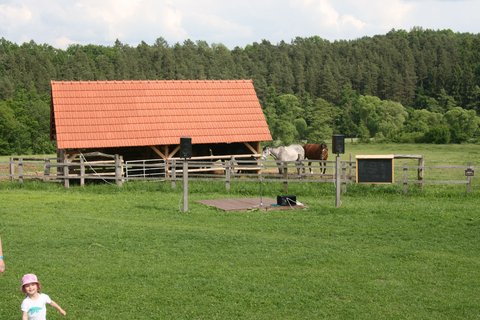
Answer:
[422,125,451,144]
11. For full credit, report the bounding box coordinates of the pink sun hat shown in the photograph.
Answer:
[20,273,41,292]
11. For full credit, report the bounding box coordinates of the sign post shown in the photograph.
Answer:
[332,134,345,208]
[335,154,341,208]
[182,160,188,212]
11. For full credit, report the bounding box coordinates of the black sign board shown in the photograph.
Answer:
[356,155,394,184]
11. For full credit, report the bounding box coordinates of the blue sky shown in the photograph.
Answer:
[0,0,478,49]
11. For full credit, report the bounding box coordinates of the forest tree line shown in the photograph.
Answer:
[0,28,479,155]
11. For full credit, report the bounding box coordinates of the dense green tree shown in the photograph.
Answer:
[304,97,336,142]
[268,94,305,143]
[0,101,19,153]
[404,109,444,135]
[273,119,297,145]
[335,86,360,138]
[294,118,308,141]
[4,90,55,154]
[355,95,381,136]
[443,107,479,143]
[375,100,408,141]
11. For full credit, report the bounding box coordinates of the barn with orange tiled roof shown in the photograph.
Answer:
[50,80,272,161]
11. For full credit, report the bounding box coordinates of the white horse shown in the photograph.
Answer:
[261,144,305,174]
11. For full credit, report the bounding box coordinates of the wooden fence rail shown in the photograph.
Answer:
[401,164,475,194]
[1,156,476,193]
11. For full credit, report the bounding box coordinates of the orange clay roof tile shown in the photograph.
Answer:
[51,80,272,149]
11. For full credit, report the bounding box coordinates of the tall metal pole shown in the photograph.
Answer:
[182,159,188,212]
[335,154,341,208]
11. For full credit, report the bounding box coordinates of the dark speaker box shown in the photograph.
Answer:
[277,195,297,206]
[332,134,345,154]
[180,137,192,158]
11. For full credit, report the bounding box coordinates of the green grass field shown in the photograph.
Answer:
[341,142,480,165]
[0,144,479,319]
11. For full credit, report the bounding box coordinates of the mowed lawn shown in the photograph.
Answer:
[0,144,479,319]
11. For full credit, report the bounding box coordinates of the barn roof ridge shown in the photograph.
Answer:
[51,79,253,85]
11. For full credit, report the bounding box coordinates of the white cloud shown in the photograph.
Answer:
[72,0,189,44]
[0,0,478,49]
[285,0,367,40]
[0,3,33,31]
[54,36,76,49]
[289,0,414,39]
[340,15,366,31]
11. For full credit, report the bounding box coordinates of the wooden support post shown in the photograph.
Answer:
[341,161,347,194]
[418,156,424,188]
[43,159,51,182]
[121,155,125,185]
[9,157,14,182]
[115,154,123,187]
[18,158,23,184]
[225,159,231,192]
[64,160,70,189]
[403,166,408,194]
[80,156,85,187]
[230,156,236,178]
[466,165,473,194]
[57,149,65,179]
[349,154,353,182]
[171,159,176,189]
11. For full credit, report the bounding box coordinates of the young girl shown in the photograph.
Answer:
[20,274,66,320]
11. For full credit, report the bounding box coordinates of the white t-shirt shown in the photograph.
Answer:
[21,293,51,320]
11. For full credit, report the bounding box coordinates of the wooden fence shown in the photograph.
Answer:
[400,164,476,193]
[0,155,476,193]
[3,155,123,187]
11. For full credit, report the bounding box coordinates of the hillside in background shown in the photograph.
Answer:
[0,28,479,154]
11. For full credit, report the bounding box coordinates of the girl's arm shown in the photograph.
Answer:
[0,236,5,272]
[22,311,28,320]
[49,300,67,316]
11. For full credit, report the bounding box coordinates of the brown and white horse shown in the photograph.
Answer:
[303,143,329,174]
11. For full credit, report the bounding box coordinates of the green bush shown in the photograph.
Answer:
[422,125,451,143]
